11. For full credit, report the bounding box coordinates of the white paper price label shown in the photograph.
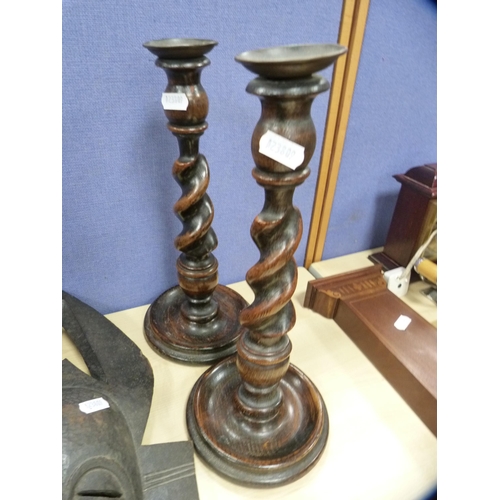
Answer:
[161,92,189,111]
[258,130,305,170]
[394,315,412,331]
[79,397,110,414]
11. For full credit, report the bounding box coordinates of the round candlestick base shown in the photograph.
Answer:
[144,285,247,364]
[186,356,329,486]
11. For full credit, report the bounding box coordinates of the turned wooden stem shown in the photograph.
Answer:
[143,39,247,364]
[159,57,219,321]
[235,79,322,423]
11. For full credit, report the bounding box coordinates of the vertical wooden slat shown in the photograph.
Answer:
[304,0,357,269]
[304,0,371,268]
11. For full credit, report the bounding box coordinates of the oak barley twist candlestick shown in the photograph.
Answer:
[143,38,247,364]
[186,44,347,486]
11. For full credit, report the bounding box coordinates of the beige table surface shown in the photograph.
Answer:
[62,265,437,499]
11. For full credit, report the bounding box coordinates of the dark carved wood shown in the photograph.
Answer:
[186,44,347,487]
[62,292,200,500]
[370,163,437,271]
[304,265,437,436]
[143,39,247,364]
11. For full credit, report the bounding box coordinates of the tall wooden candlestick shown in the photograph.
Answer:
[186,44,347,486]
[143,39,247,364]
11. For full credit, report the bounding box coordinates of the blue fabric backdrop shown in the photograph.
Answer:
[63,0,436,314]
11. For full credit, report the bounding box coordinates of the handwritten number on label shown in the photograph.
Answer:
[258,131,304,170]
[161,93,189,111]
[79,397,110,414]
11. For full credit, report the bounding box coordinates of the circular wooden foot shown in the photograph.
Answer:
[186,357,329,486]
[144,285,247,364]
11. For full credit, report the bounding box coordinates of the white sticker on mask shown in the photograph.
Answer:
[79,397,110,414]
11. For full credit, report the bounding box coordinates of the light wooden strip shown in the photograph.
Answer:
[308,0,371,265]
[304,0,357,269]
[312,0,371,263]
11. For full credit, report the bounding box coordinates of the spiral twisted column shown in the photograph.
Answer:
[143,39,247,364]
[186,44,347,486]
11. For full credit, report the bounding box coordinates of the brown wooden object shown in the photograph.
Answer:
[369,163,437,271]
[142,39,247,364]
[304,265,437,436]
[186,44,347,487]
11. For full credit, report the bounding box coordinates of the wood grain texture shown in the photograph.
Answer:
[304,264,437,435]
[187,46,346,487]
[143,40,247,364]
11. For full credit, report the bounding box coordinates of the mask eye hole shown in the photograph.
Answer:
[78,492,122,498]
[74,468,125,498]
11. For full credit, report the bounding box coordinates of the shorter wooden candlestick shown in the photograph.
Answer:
[143,39,247,364]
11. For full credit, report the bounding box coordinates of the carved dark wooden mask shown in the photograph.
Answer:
[62,291,199,500]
